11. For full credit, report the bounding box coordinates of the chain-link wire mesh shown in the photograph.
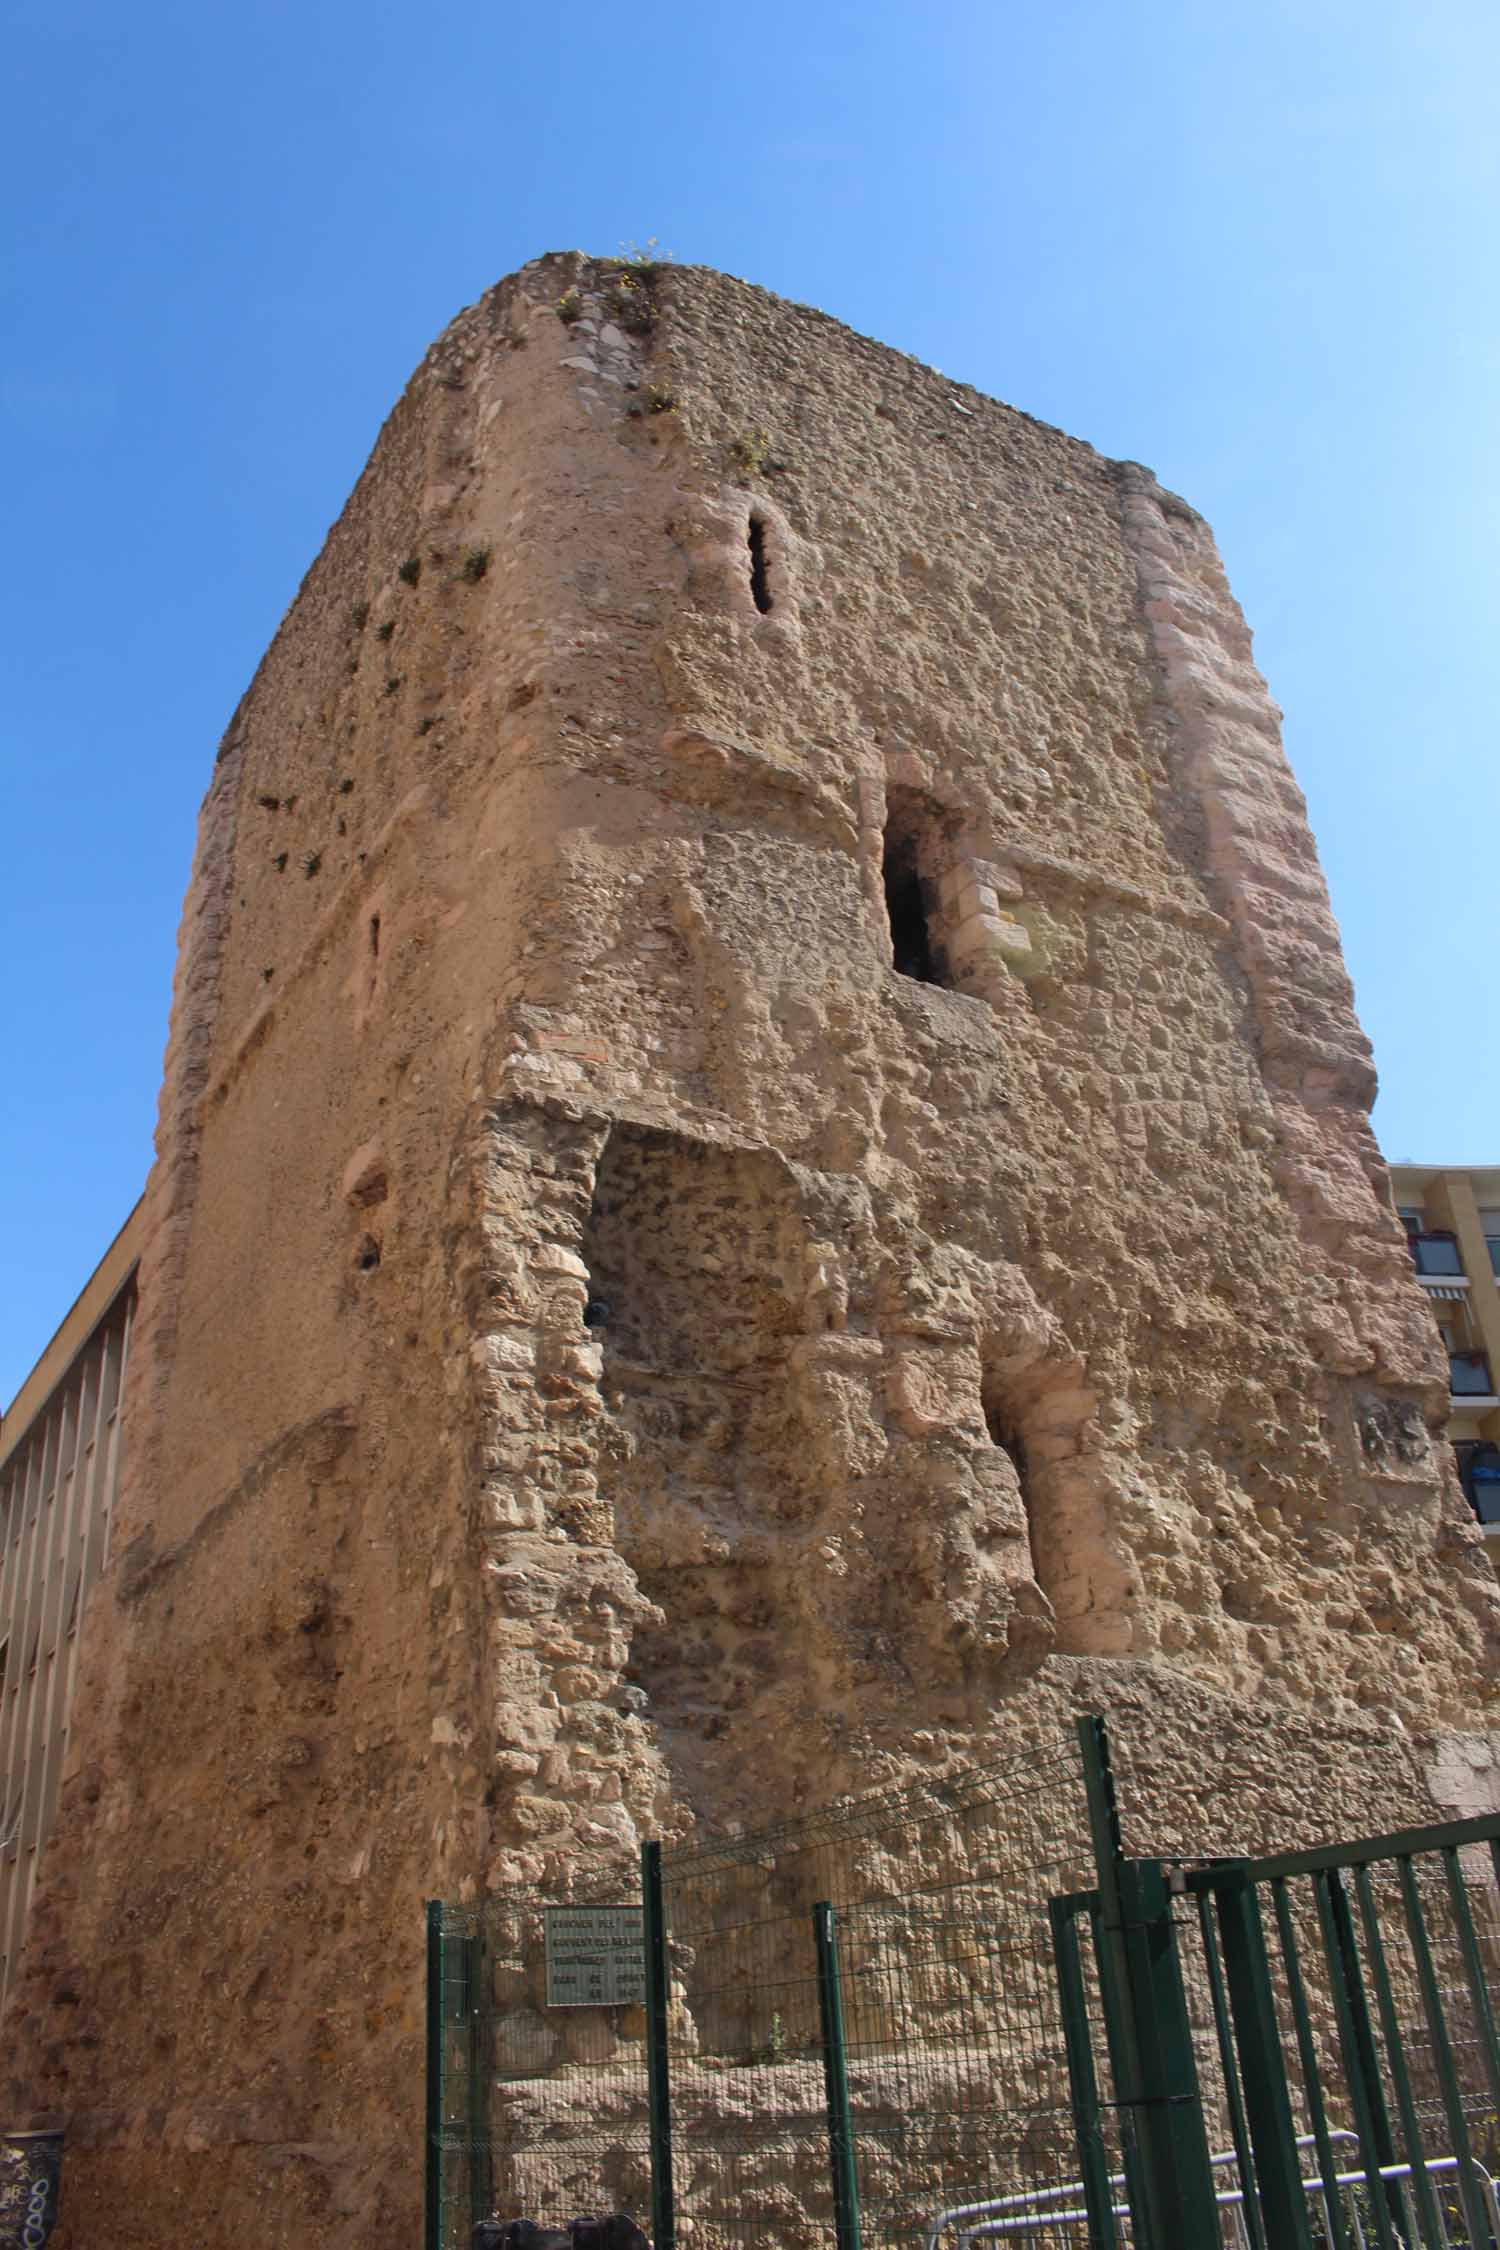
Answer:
[428,1715,1500,2250]
[1131,1837,1500,2246]
[1240,1858,1500,2249]
[430,1868,654,2250]
[430,1731,1098,2250]
[659,1734,1096,2250]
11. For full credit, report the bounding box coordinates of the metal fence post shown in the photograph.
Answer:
[1210,1865,1315,2250]
[1049,1893,1121,2250]
[1269,1878,1351,2250]
[642,1840,677,2250]
[814,1901,863,2250]
[1352,1864,1446,2250]
[1441,1844,1500,2119]
[1193,1885,1268,2250]
[1397,1854,1492,2250]
[464,1927,493,2234]
[1313,1868,1404,2250]
[1077,1715,1219,2250]
[425,1899,444,2250]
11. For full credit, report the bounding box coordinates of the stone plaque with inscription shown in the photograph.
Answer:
[543,1905,645,2008]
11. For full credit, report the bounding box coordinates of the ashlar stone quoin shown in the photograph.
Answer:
[5,255,1496,2248]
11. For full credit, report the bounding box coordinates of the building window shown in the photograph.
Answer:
[1449,1350,1495,1398]
[882,791,944,985]
[1478,1210,1500,1279]
[1408,1228,1465,1278]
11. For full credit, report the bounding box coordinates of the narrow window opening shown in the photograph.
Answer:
[884,843,935,981]
[984,1395,1030,1500]
[369,913,381,960]
[982,1380,1047,1603]
[980,1356,1125,1658]
[882,792,944,984]
[747,516,773,615]
[355,1234,382,1272]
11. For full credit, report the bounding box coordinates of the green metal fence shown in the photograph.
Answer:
[427,1729,1096,2250]
[427,1872,655,2250]
[427,1717,1500,2250]
[1049,1717,1500,2250]
[654,1738,1096,2250]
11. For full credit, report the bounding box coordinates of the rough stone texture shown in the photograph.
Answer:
[4,255,1497,2247]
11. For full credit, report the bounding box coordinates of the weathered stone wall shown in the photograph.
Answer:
[4,254,1496,2247]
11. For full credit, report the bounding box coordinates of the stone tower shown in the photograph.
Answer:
[6,255,1496,2247]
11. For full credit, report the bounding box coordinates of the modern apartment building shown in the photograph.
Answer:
[0,1205,140,2019]
[1389,1164,1500,1526]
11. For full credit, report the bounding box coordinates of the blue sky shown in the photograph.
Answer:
[3,0,1496,1402]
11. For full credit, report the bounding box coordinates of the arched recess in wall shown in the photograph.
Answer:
[977,1343,1131,1656]
[579,1123,816,1808]
[978,1365,1049,1600]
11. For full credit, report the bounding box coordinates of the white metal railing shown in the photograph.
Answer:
[922,2132,1500,2248]
[923,2139,1349,2250]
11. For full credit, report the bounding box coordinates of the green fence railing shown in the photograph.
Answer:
[656,1735,1097,2250]
[427,1715,1500,2250]
[426,1727,1095,2250]
[1051,1718,1500,2250]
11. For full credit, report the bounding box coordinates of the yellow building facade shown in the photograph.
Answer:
[1389,1164,1500,1527]
[0,1205,141,2020]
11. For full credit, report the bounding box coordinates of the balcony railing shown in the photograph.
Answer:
[1449,1351,1496,1398]
[1409,1231,1465,1277]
